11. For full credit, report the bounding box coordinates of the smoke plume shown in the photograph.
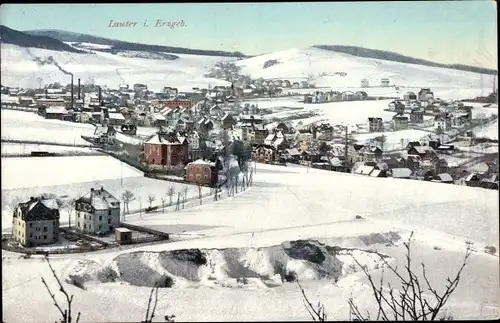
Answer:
[26,49,73,76]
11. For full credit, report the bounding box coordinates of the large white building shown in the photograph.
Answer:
[11,197,60,247]
[74,187,121,235]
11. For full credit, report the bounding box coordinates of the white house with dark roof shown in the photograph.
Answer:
[11,196,60,247]
[74,187,121,235]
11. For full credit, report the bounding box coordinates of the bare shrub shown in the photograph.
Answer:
[41,256,81,323]
[347,232,472,321]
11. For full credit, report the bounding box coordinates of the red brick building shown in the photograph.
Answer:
[185,159,218,186]
[143,133,188,167]
[163,100,192,109]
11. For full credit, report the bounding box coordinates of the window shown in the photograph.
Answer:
[43,235,47,240]
[84,214,86,220]
[84,224,87,229]
[98,225,102,230]
[77,222,80,227]
[43,227,47,232]
[29,223,33,228]
[108,210,111,216]
[30,233,33,238]
[108,219,111,224]
[99,215,102,221]
[89,215,92,220]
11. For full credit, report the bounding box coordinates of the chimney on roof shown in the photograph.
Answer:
[101,186,104,191]
[98,86,102,106]
[45,88,48,99]
[90,188,94,192]
[78,78,81,100]
[30,196,35,202]
[71,74,74,110]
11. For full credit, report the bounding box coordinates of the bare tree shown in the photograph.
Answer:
[167,186,175,206]
[8,196,22,213]
[197,185,203,205]
[160,196,166,213]
[147,195,156,209]
[121,190,135,216]
[347,232,472,321]
[61,198,76,228]
[141,283,175,323]
[41,256,81,323]
[175,192,181,211]
[182,187,189,209]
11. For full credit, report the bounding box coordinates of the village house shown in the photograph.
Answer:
[418,88,434,101]
[368,117,384,132]
[11,196,60,247]
[94,125,116,144]
[359,146,383,162]
[252,129,269,145]
[391,168,413,179]
[143,132,188,167]
[394,101,406,115]
[354,91,368,100]
[75,112,91,123]
[45,106,68,120]
[393,115,409,130]
[151,112,167,127]
[74,187,121,235]
[121,124,137,136]
[434,115,452,131]
[410,109,424,123]
[403,92,417,101]
[341,91,355,101]
[185,159,219,186]
[221,112,237,129]
[381,78,390,87]
[252,145,275,163]
[108,112,126,126]
[407,145,436,160]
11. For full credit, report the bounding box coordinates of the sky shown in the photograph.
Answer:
[0,2,497,69]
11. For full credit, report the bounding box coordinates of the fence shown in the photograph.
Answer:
[59,227,111,247]
[118,222,169,240]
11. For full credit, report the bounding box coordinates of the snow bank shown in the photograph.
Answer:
[66,238,397,289]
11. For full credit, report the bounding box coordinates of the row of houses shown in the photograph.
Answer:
[304,90,368,103]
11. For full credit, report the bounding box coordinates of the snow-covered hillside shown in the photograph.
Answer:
[236,47,496,97]
[0,44,234,91]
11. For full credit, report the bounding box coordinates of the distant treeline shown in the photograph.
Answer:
[314,45,498,75]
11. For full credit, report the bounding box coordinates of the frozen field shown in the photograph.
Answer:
[2,163,499,322]
[353,129,432,150]
[475,119,499,140]
[1,44,233,91]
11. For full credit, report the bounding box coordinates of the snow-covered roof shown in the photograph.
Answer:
[189,159,216,167]
[437,173,453,182]
[116,228,132,233]
[108,112,125,120]
[152,112,166,121]
[78,188,120,210]
[391,168,412,178]
[46,106,67,114]
[354,165,375,175]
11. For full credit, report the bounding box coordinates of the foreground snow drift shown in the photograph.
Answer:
[67,236,400,289]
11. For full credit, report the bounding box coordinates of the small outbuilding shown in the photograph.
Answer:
[115,227,133,244]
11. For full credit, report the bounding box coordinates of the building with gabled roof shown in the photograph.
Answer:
[74,187,121,235]
[12,196,60,247]
[143,132,189,167]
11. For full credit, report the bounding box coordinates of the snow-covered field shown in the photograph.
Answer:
[1,142,99,156]
[0,44,233,91]
[2,163,499,322]
[1,109,96,145]
[0,155,213,230]
[475,120,499,140]
[236,47,496,99]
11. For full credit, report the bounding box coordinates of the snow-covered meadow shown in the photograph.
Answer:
[0,44,234,91]
[2,163,499,322]
[0,142,99,156]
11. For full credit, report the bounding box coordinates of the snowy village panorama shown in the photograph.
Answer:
[1,2,498,322]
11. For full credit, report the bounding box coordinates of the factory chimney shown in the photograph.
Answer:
[70,75,74,110]
[45,88,48,99]
[78,78,81,100]
[98,86,102,105]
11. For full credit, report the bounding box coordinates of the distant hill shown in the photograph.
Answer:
[24,29,247,58]
[314,45,497,75]
[0,25,85,53]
